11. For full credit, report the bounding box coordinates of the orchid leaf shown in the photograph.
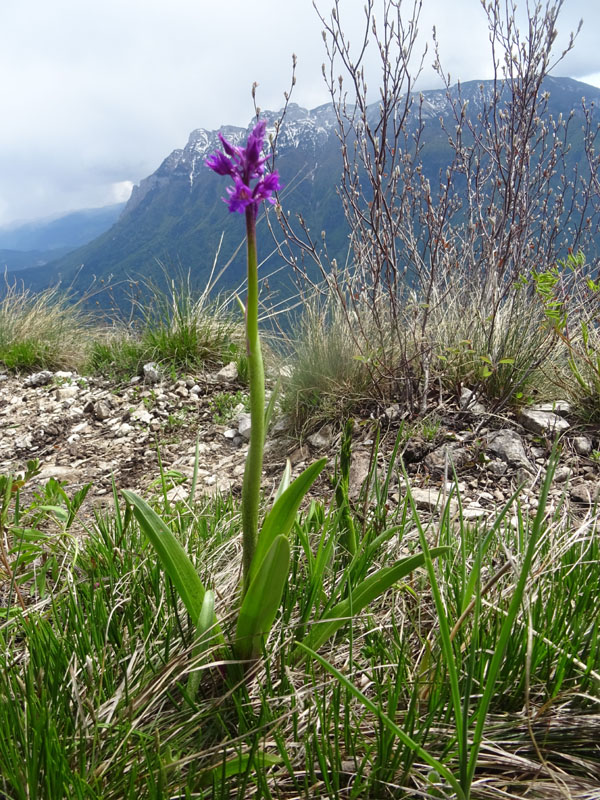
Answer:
[274,459,292,504]
[249,458,326,585]
[187,589,218,700]
[293,546,450,660]
[235,534,290,662]
[122,490,210,626]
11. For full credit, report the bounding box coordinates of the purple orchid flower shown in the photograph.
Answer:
[205,120,282,214]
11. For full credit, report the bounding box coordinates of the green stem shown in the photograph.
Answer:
[241,207,265,595]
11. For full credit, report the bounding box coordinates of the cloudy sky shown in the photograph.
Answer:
[1,0,598,228]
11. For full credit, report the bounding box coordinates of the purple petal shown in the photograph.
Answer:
[245,121,267,164]
[224,177,255,213]
[218,132,242,159]
[253,171,282,204]
[205,151,235,176]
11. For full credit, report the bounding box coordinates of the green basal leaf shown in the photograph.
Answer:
[294,547,450,660]
[274,459,292,504]
[197,751,281,787]
[37,505,70,523]
[122,490,211,627]
[249,458,326,586]
[235,534,290,662]
[188,589,218,700]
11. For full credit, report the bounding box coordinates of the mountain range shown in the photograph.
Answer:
[0,204,124,273]
[9,76,600,307]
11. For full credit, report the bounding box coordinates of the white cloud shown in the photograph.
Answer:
[110,181,134,204]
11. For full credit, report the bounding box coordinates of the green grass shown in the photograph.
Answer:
[1,440,598,799]
[0,268,598,797]
[0,279,93,373]
[209,390,250,424]
[0,275,246,381]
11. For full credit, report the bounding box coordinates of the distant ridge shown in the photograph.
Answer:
[0,204,125,253]
[12,77,600,306]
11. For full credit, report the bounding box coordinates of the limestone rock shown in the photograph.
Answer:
[460,388,486,414]
[570,482,600,505]
[348,450,372,499]
[486,429,533,471]
[573,436,593,456]
[424,444,471,474]
[93,400,112,421]
[56,386,79,400]
[237,413,252,440]
[130,404,153,425]
[24,370,54,387]
[518,408,570,436]
[534,400,571,416]
[216,361,238,382]
[307,425,334,450]
[143,362,161,384]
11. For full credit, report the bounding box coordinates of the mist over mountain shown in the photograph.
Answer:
[13,77,600,306]
[0,203,125,275]
[0,204,125,253]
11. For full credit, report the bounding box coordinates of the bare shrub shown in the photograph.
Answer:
[276,0,599,414]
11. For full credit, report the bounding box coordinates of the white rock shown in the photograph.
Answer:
[166,485,188,503]
[130,404,153,425]
[238,414,252,440]
[216,361,238,382]
[573,436,593,456]
[408,486,459,515]
[553,466,572,483]
[143,362,161,384]
[460,388,486,414]
[463,506,487,519]
[487,429,532,471]
[307,424,334,450]
[56,386,79,400]
[534,400,571,416]
[519,408,570,436]
[24,371,53,387]
[93,400,112,420]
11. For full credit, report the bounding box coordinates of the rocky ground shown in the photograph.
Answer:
[0,364,599,527]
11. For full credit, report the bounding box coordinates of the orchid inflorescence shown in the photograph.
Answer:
[206,120,282,215]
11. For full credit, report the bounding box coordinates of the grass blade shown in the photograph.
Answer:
[294,547,450,659]
[296,642,465,800]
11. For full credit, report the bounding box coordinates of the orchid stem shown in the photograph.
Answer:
[241,207,265,594]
